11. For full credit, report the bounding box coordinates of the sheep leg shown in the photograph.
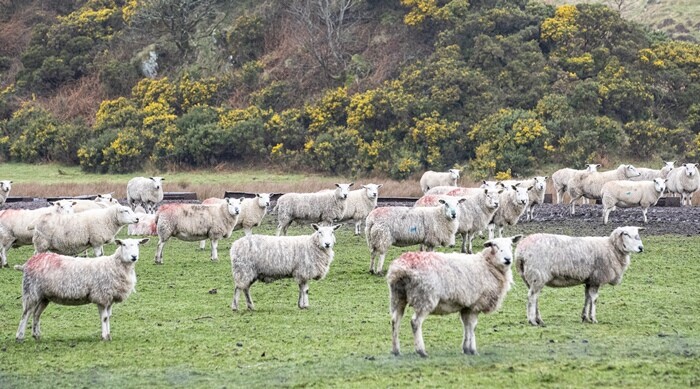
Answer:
[588,285,599,323]
[582,285,591,322]
[210,239,219,262]
[555,189,563,204]
[154,237,167,264]
[276,220,291,236]
[459,232,467,254]
[0,243,8,267]
[298,281,309,309]
[467,233,474,254]
[569,196,579,215]
[527,286,544,326]
[487,224,495,240]
[390,288,407,356]
[16,299,36,341]
[411,310,430,358]
[98,304,111,341]
[603,206,611,224]
[244,228,253,237]
[31,300,49,340]
[243,287,255,311]
[498,226,504,238]
[376,253,387,276]
[93,245,104,257]
[369,251,376,274]
[354,222,362,236]
[642,207,648,223]
[199,240,207,250]
[232,287,240,311]
[460,309,479,355]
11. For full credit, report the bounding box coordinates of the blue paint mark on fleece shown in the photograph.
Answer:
[409,226,418,233]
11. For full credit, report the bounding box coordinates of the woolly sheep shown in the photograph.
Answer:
[387,235,522,357]
[515,226,644,325]
[443,181,502,197]
[127,213,157,236]
[665,163,700,206]
[551,164,600,204]
[567,164,641,215]
[631,161,675,181]
[487,185,531,239]
[601,178,667,224]
[420,169,460,193]
[366,197,466,275]
[154,198,243,264]
[71,194,120,213]
[0,200,75,267]
[501,177,547,221]
[230,224,341,310]
[32,205,140,257]
[15,238,150,341]
[274,183,353,236]
[199,193,273,249]
[426,186,460,195]
[0,180,12,205]
[337,184,382,235]
[127,176,165,214]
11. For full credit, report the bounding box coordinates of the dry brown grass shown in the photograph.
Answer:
[38,74,105,126]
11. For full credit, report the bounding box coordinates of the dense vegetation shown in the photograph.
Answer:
[1,0,700,179]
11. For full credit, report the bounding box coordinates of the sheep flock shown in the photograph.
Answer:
[0,162,695,361]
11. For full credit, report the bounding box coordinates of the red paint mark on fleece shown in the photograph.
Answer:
[447,188,471,196]
[25,252,63,272]
[148,219,158,235]
[201,198,225,205]
[397,251,442,269]
[415,195,440,206]
[157,203,185,215]
[370,207,393,217]
[0,209,19,219]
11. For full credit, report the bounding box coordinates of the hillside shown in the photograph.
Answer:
[1,0,700,180]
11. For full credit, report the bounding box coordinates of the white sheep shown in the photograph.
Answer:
[274,183,353,236]
[387,235,522,357]
[15,238,150,341]
[601,178,667,224]
[425,185,460,195]
[501,177,547,221]
[337,184,382,235]
[567,164,642,215]
[127,213,157,236]
[0,180,12,205]
[551,164,600,204]
[32,205,140,256]
[127,176,165,214]
[71,193,120,213]
[515,226,644,325]
[0,200,75,267]
[154,198,243,264]
[665,163,700,206]
[199,193,273,249]
[631,161,675,181]
[443,181,502,197]
[487,185,531,239]
[230,224,341,310]
[419,169,460,193]
[365,197,466,275]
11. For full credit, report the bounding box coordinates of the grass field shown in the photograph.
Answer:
[0,217,698,388]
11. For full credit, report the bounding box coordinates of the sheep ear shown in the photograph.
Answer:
[115,239,124,246]
[312,224,320,231]
[637,227,646,231]
[239,197,245,203]
[349,182,354,187]
[483,240,493,248]
[139,238,150,245]
[335,183,340,188]
[71,201,77,206]
[332,224,342,231]
[438,199,446,205]
[511,235,523,244]
[527,186,534,191]
[510,185,518,191]
[378,184,383,188]
[544,176,548,180]
[457,197,466,204]
[596,164,601,168]
[497,189,504,194]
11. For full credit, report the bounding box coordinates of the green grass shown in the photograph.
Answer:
[0,219,698,388]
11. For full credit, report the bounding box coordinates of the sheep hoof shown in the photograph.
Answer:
[15,337,24,343]
[463,348,478,356]
[375,271,385,277]
[528,319,540,326]
[102,334,112,341]
[368,269,375,275]
[2,263,8,268]
[391,350,400,356]
[416,350,428,358]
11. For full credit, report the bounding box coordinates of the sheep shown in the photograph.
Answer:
[274,183,353,236]
[443,181,502,197]
[126,176,165,214]
[665,163,700,206]
[601,178,667,224]
[337,184,382,235]
[387,235,522,357]
[551,164,600,204]
[631,161,675,181]
[71,194,121,213]
[501,177,547,221]
[515,226,644,325]
[230,224,341,310]
[127,213,157,236]
[487,185,531,239]
[198,193,273,249]
[0,180,12,205]
[567,164,642,215]
[365,197,466,275]
[419,169,460,193]
[426,186,459,195]
[154,198,243,264]
[32,205,140,257]
[0,200,75,268]
[15,238,150,342]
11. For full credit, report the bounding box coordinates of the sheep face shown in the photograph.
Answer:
[586,164,601,172]
[481,180,502,190]
[483,235,522,266]
[513,186,530,205]
[312,224,341,249]
[624,165,642,178]
[116,206,140,225]
[255,193,272,208]
[653,178,667,193]
[362,184,382,199]
[96,193,119,205]
[533,176,547,191]
[51,200,76,214]
[664,161,675,169]
[0,180,11,192]
[614,226,644,253]
[149,176,165,190]
[449,169,460,180]
[438,197,465,220]
[114,238,150,263]
[226,197,243,216]
[682,163,699,177]
[334,183,354,200]
[484,188,501,210]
